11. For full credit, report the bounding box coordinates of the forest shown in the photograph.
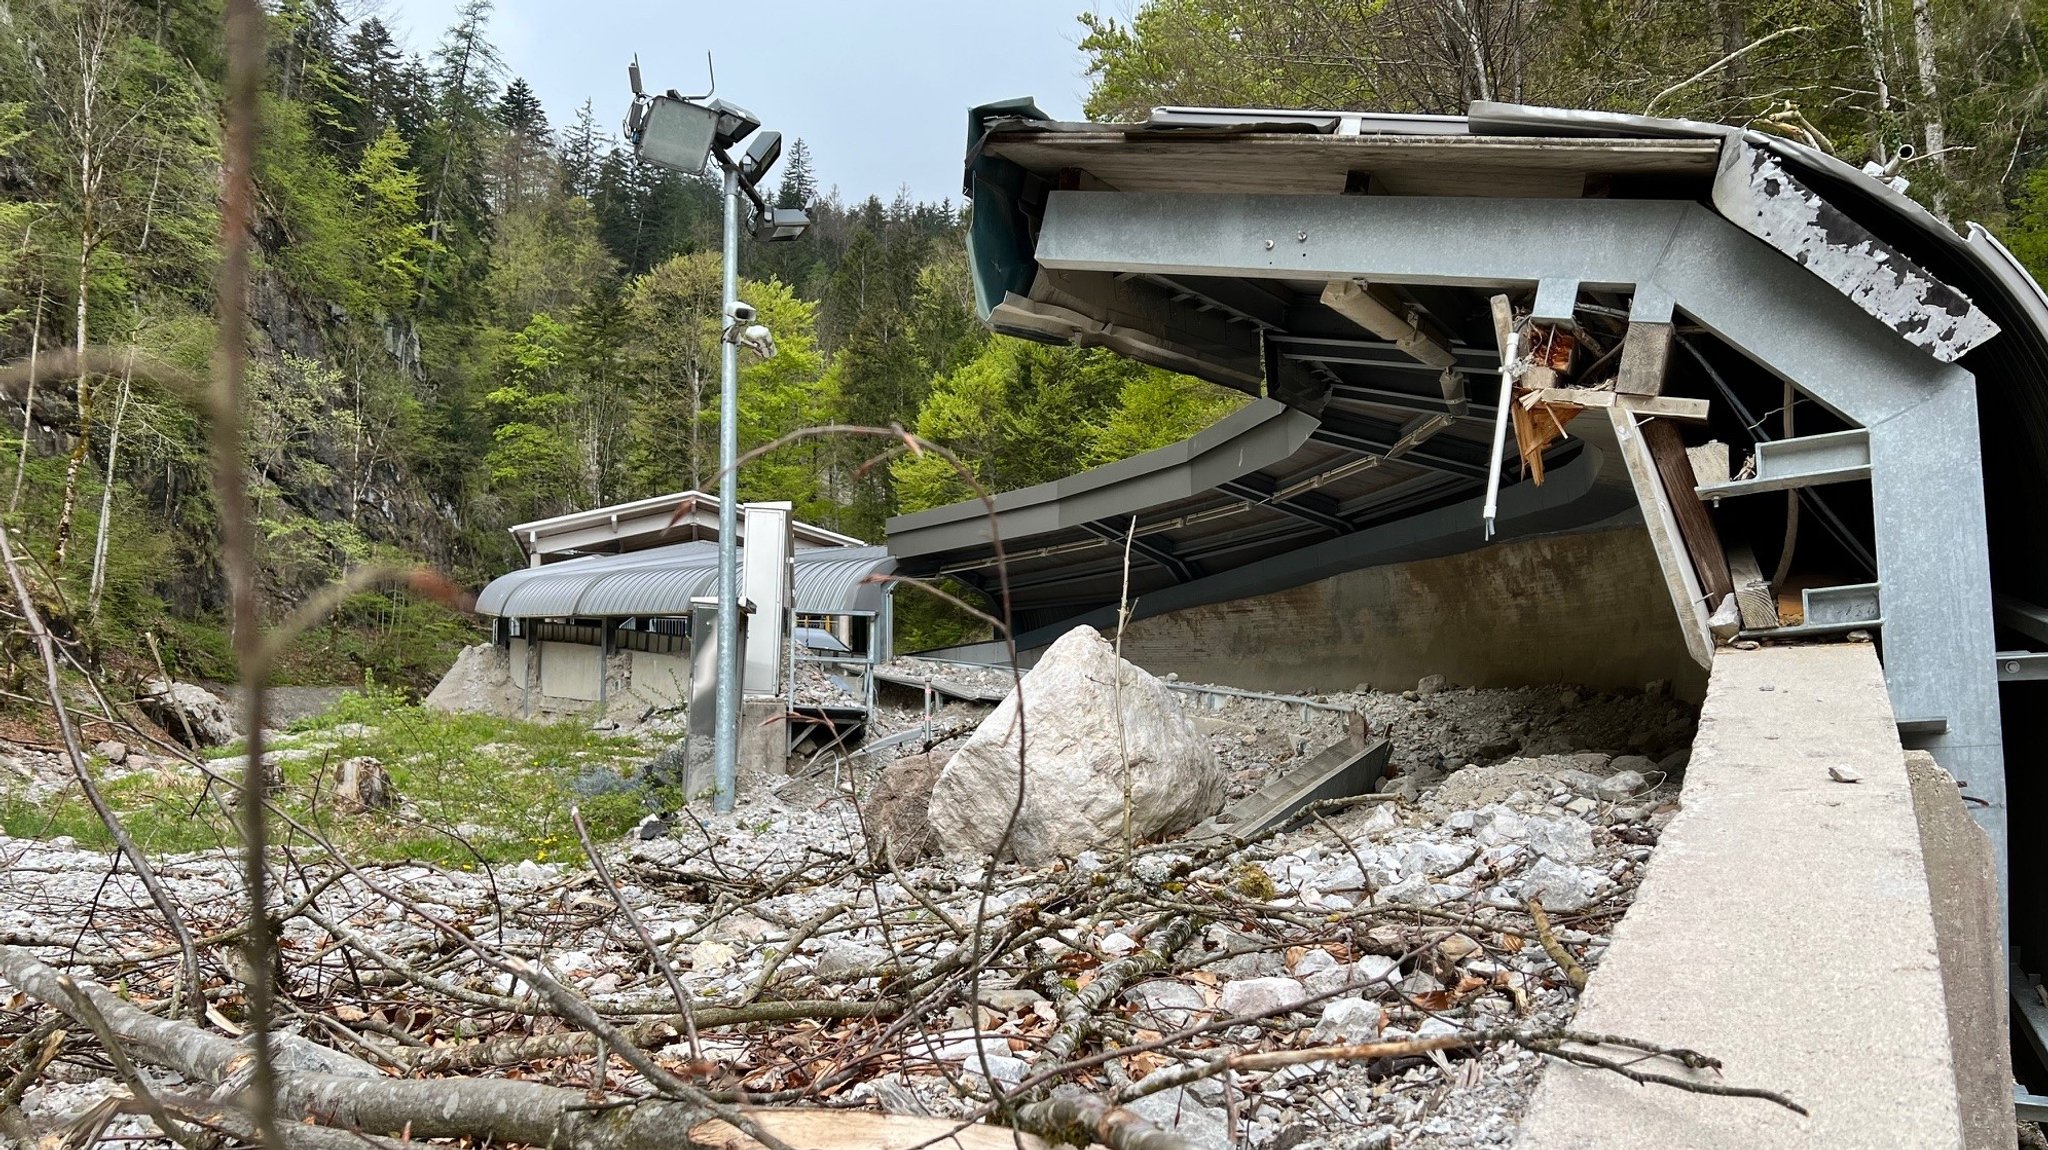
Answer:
[0,0,2045,687]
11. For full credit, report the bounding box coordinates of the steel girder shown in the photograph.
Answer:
[1030,179,2008,907]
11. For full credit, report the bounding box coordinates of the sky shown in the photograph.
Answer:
[384,0,1111,205]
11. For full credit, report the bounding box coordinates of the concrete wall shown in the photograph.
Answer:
[629,650,691,709]
[1905,749,2014,1149]
[1519,644,1968,1148]
[1115,525,1702,698]
[537,640,602,702]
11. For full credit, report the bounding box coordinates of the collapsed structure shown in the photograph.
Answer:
[883,99,2048,1085]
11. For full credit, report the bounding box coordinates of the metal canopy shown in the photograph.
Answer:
[476,541,894,620]
[898,100,2048,965]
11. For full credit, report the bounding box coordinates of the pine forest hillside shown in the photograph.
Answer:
[0,0,2045,688]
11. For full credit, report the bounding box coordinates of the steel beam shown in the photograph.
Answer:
[1325,381,1492,420]
[1080,519,1196,583]
[1311,411,1493,479]
[1696,429,1872,499]
[1218,477,1353,534]
[1032,181,2008,918]
[1997,652,2048,681]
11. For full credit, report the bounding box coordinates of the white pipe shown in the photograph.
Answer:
[1482,331,1519,539]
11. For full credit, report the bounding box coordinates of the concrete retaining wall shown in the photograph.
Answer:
[537,641,603,702]
[1116,525,1702,698]
[1516,644,1986,1149]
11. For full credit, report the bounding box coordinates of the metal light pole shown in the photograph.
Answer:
[712,164,742,813]
[622,58,809,814]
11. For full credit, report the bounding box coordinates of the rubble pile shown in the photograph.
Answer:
[0,653,1696,1150]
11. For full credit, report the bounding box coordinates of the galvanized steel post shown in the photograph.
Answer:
[713,164,741,813]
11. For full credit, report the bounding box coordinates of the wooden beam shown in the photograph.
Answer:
[1321,280,1457,369]
[1642,417,1735,603]
[1607,407,1714,669]
[1727,544,1782,630]
[1520,389,1708,421]
[1616,320,1674,395]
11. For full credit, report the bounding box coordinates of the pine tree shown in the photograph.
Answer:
[496,77,547,138]
[335,18,404,158]
[776,138,816,208]
[560,99,603,200]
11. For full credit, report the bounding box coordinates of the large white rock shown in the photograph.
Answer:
[928,626,1225,864]
[138,680,238,747]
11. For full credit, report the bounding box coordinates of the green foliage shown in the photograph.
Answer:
[2007,160,2048,280]
[351,125,437,312]
[0,690,667,865]
[893,337,1246,513]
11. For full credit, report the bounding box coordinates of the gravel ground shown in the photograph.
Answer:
[0,666,1693,1150]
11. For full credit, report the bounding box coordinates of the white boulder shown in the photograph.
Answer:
[138,680,238,747]
[928,627,1225,863]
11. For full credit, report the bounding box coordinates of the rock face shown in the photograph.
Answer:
[928,626,1224,864]
[866,750,952,864]
[137,681,238,747]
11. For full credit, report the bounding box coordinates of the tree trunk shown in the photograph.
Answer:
[87,367,131,618]
[1858,0,1895,164]
[55,235,92,570]
[1911,0,1949,215]
[0,946,1046,1150]
[10,289,43,513]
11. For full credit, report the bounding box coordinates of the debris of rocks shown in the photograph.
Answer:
[928,626,1225,864]
[1829,765,1862,783]
[0,656,1699,1150]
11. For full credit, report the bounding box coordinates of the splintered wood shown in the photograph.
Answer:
[1487,300,1581,488]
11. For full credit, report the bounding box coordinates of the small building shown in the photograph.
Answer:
[471,491,895,717]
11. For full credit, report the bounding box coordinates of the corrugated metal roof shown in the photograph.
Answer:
[476,542,894,619]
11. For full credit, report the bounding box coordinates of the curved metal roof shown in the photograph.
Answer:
[476,542,894,619]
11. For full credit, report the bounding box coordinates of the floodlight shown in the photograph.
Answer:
[740,130,783,183]
[739,324,777,358]
[751,207,811,242]
[703,97,760,147]
[630,95,719,174]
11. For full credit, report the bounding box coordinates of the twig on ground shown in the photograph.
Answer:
[1527,897,1588,991]
[571,806,701,1060]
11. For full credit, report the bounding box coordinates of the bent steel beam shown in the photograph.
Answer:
[1032,180,2007,896]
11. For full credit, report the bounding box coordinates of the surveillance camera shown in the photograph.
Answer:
[740,324,777,359]
[727,301,757,324]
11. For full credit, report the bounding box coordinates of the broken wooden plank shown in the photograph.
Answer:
[1642,417,1735,604]
[1615,320,1674,396]
[1687,440,1730,487]
[1519,389,1707,421]
[1608,407,1714,669]
[1726,544,1782,630]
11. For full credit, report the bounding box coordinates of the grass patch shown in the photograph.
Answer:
[1,682,683,867]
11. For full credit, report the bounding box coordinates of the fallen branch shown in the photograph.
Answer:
[1112,1025,1806,1116]
[1011,1088,1198,1150]
[0,945,986,1150]
[400,1000,902,1075]
[1526,897,1588,991]
[1032,915,1199,1073]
